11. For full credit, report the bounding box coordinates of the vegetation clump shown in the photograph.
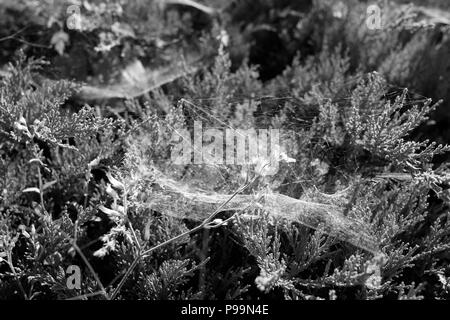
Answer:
[1,0,450,300]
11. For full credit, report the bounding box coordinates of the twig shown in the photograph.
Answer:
[72,242,109,300]
[66,290,107,300]
[0,27,28,42]
[109,255,140,300]
[37,165,46,213]
[7,251,29,300]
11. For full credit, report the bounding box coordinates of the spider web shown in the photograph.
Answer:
[137,80,433,255]
[139,170,381,254]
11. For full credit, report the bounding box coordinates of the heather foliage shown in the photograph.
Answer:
[1,0,450,300]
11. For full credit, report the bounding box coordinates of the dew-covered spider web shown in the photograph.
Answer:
[129,74,432,256]
[142,171,381,254]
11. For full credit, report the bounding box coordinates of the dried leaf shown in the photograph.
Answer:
[23,187,41,194]
[50,31,69,56]
[42,180,57,191]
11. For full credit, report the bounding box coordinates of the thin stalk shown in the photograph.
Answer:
[72,242,109,300]
[7,251,29,300]
[37,166,46,213]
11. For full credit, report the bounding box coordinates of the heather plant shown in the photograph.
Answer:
[1,0,450,301]
[0,54,119,299]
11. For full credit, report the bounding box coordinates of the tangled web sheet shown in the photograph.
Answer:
[144,173,381,254]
